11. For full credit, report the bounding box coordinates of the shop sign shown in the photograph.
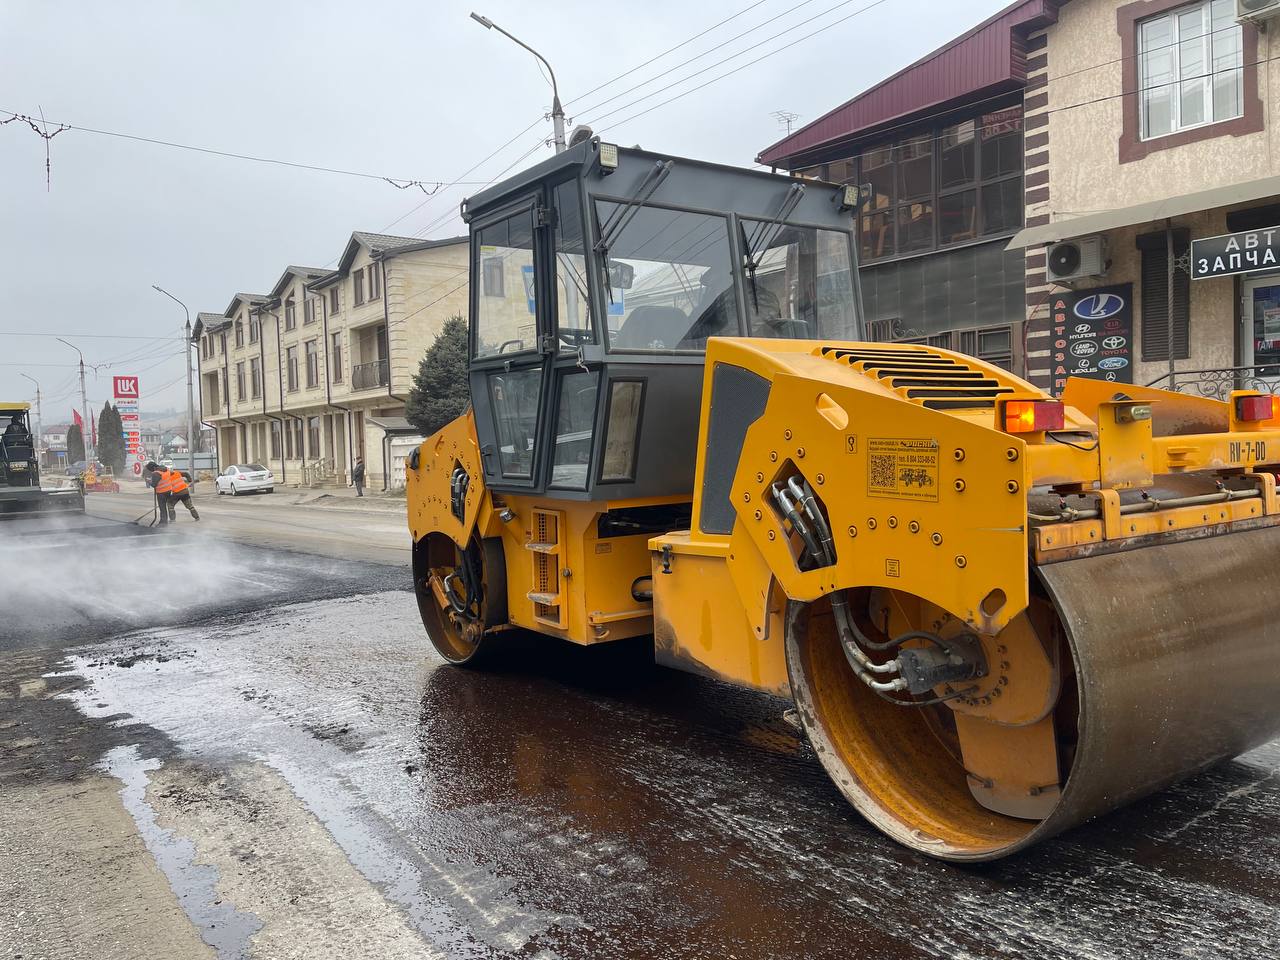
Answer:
[1191,226,1280,280]
[1051,283,1134,392]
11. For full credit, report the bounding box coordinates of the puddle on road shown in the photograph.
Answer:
[54,591,1280,960]
[102,745,262,959]
[60,593,573,958]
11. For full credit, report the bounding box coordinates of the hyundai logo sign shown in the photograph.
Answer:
[1072,293,1126,320]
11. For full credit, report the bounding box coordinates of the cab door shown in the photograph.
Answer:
[470,193,554,490]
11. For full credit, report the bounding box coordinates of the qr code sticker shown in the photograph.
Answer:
[870,454,896,489]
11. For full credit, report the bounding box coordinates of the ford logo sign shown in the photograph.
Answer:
[1102,335,1127,349]
[1073,293,1126,320]
[1098,356,1129,370]
[1070,341,1098,357]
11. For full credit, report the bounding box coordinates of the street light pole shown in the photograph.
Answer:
[153,284,195,476]
[470,12,566,153]
[19,372,41,464]
[55,337,93,463]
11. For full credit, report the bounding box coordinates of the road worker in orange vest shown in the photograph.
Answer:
[145,461,199,525]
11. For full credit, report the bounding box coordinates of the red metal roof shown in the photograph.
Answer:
[756,0,1061,168]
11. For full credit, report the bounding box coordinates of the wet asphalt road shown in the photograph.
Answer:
[4,509,1280,959]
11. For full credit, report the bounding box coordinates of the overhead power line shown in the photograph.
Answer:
[377,1,812,239]
[0,107,494,190]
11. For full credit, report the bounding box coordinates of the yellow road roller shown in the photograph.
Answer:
[405,139,1280,860]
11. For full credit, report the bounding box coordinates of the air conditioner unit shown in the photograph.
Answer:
[1046,235,1108,285]
[1237,0,1280,24]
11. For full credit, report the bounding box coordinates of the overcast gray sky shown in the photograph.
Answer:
[1,0,1007,419]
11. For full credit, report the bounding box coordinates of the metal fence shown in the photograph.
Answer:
[1145,364,1280,401]
[351,358,389,391]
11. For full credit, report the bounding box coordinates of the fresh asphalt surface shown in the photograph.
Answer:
[3,485,1280,958]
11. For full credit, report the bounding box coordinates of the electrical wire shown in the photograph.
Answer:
[0,107,493,188]
[564,0,777,107]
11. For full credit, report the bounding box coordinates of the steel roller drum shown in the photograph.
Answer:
[787,524,1280,861]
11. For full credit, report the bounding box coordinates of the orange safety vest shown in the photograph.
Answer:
[157,469,188,495]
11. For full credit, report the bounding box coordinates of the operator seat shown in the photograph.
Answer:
[613,305,694,350]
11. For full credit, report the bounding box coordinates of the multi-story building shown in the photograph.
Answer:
[760,0,1280,397]
[193,231,468,489]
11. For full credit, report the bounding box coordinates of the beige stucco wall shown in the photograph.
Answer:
[389,241,469,393]
[1045,0,1278,215]
[1032,1,1280,386]
[196,236,470,486]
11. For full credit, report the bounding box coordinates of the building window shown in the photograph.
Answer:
[354,269,365,306]
[844,105,1024,263]
[1138,228,1191,361]
[305,339,319,388]
[270,420,281,458]
[284,297,296,331]
[219,332,227,355]
[304,299,316,325]
[235,362,246,401]
[235,320,244,348]
[368,264,381,300]
[307,416,320,457]
[329,287,339,313]
[249,316,259,344]
[482,257,505,297]
[250,357,261,399]
[286,346,298,392]
[1139,0,1242,140]
[331,332,344,383]
[293,419,305,458]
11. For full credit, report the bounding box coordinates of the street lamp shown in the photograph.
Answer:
[19,372,42,464]
[54,337,93,462]
[152,284,196,477]
[470,12,566,154]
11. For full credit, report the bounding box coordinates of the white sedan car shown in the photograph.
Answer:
[215,463,275,496]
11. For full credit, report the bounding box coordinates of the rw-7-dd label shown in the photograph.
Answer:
[867,438,940,502]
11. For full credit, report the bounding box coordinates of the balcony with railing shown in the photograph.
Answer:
[351,358,389,391]
[1146,364,1280,401]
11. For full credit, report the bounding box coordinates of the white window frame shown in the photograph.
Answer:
[1138,0,1243,141]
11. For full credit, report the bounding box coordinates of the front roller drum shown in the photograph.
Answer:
[412,533,508,666]
[786,526,1280,861]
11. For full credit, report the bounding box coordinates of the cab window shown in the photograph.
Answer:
[474,210,537,358]
[554,182,593,350]
[488,367,542,478]
[550,369,598,489]
[596,202,736,352]
[740,221,857,340]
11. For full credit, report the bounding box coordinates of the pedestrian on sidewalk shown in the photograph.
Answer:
[352,456,365,498]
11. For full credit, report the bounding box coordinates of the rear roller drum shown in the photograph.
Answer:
[412,533,508,667]
[786,527,1280,860]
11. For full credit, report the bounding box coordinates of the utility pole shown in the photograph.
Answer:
[55,337,93,462]
[471,13,566,153]
[19,372,41,463]
[153,285,196,476]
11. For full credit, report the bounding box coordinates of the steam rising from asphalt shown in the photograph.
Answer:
[0,514,342,647]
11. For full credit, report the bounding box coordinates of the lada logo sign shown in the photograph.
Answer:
[1073,293,1126,320]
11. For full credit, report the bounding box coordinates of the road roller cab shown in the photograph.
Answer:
[406,141,1280,861]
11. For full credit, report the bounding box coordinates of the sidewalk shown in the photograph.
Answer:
[100,480,407,513]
